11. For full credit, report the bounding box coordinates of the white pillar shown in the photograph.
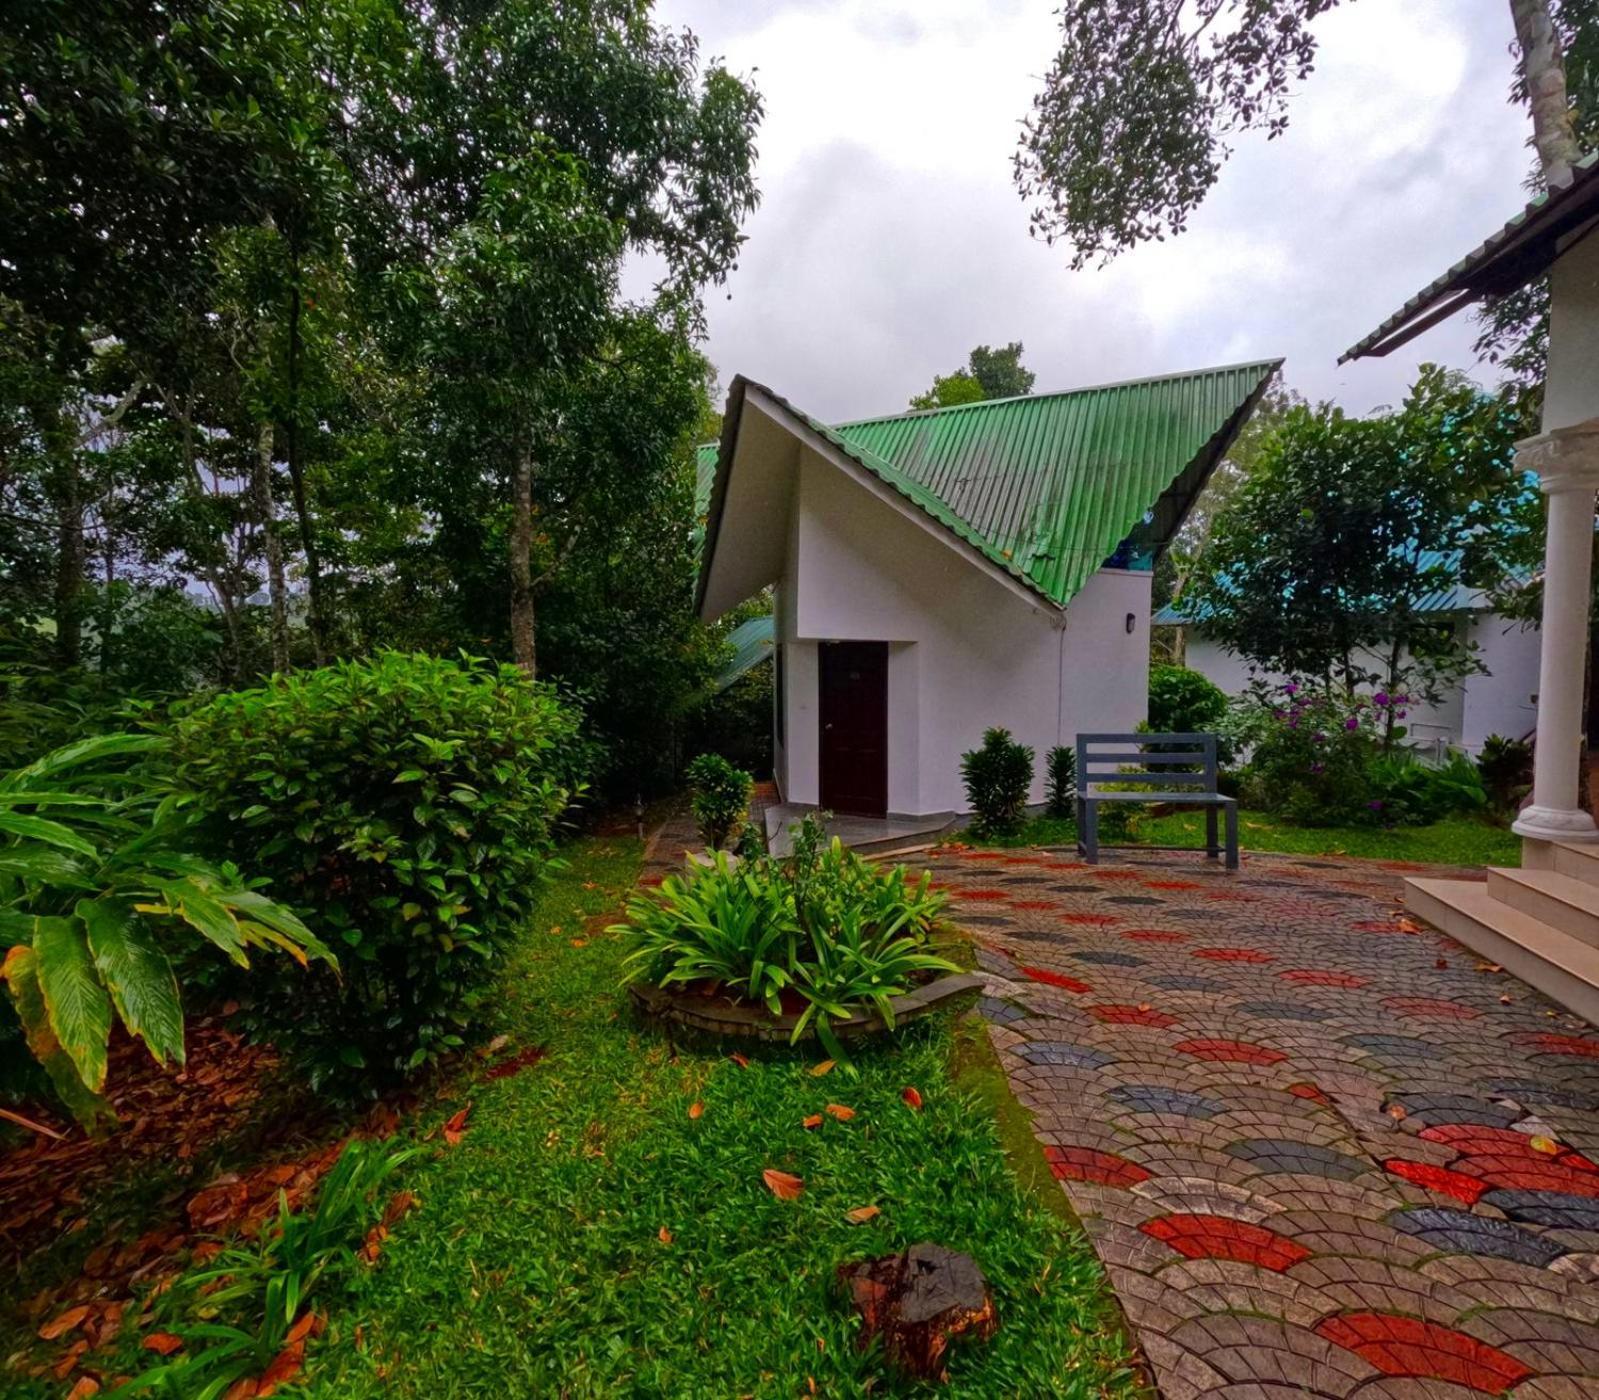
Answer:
[1512,420,1599,843]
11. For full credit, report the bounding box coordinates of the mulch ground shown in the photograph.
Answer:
[930,843,1599,1399]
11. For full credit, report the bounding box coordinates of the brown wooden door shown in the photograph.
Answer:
[820,642,889,816]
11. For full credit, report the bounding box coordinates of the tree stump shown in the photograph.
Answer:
[837,1243,998,1381]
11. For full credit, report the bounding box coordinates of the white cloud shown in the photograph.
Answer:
[642,0,1537,421]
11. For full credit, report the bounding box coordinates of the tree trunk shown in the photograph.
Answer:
[283,251,328,664]
[1511,0,1581,187]
[510,441,537,676]
[163,386,242,682]
[51,454,85,669]
[254,421,290,673]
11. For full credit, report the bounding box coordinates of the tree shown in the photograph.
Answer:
[1186,367,1536,715]
[1018,1,1581,271]
[911,342,1035,409]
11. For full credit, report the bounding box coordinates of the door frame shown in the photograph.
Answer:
[818,640,889,817]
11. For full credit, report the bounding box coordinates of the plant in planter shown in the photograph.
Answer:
[685,752,753,851]
[1044,746,1076,819]
[960,728,1033,837]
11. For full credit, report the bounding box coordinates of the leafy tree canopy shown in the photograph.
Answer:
[910,342,1035,409]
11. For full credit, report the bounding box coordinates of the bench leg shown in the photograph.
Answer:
[1205,805,1218,860]
[1225,803,1239,871]
[1082,802,1099,864]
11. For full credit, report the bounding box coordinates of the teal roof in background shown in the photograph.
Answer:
[696,360,1281,611]
[713,614,774,692]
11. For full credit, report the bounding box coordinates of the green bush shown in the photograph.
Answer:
[0,732,331,1128]
[685,751,752,851]
[1044,745,1076,818]
[1368,751,1487,827]
[1237,681,1378,826]
[1148,664,1232,761]
[616,833,952,1060]
[173,652,584,1091]
[1478,734,1533,820]
[961,728,1034,836]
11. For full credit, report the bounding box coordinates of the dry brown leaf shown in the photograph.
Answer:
[1387,1104,1407,1120]
[1530,1135,1560,1155]
[1500,994,1514,1005]
[729,1052,750,1069]
[221,1380,259,1400]
[38,1305,91,1341]
[142,1332,184,1356]
[762,1168,804,1200]
[255,1338,304,1397]
[809,1059,835,1077]
[284,1311,321,1347]
[481,1034,510,1057]
[688,1101,704,1120]
[65,1379,100,1400]
[658,1225,673,1244]
[1396,918,1424,934]
[824,1104,855,1121]
[902,1086,923,1111]
[802,1114,823,1130]
[442,1104,471,1147]
[845,1205,881,1223]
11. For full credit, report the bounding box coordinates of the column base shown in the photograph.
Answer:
[1513,804,1599,843]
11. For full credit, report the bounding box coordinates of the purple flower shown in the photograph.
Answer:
[1396,709,1408,719]
[1374,691,1389,707]
[1313,731,1326,743]
[1310,762,1324,774]
[1345,717,1359,731]
[1369,799,1384,810]
[1283,682,1299,695]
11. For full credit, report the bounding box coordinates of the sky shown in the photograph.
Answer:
[628,0,1538,423]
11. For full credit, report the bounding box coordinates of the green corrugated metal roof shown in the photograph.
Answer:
[696,443,719,517]
[713,614,774,692]
[697,360,1281,611]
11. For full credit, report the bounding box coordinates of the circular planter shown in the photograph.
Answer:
[628,971,984,1044]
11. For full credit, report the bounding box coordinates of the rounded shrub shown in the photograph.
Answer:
[685,751,753,851]
[173,651,586,1091]
[960,727,1034,836]
[1148,665,1228,736]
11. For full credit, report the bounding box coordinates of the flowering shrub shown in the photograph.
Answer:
[1239,681,1384,826]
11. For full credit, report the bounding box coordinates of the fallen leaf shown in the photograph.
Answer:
[39,1305,91,1341]
[729,1052,750,1069]
[1435,958,1449,970]
[221,1381,259,1400]
[360,1224,389,1264]
[658,1226,673,1244]
[802,1114,823,1130]
[142,1333,184,1356]
[845,1205,881,1223]
[65,1379,100,1400]
[482,1034,510,1057]
[824,1103,855,1121]
[902,1086,923,1111]
[762,1168,804,1200]
[256,1338,304,1397]
[54,1342,88,1380]
[1396,918,1423,934]
[381,1190,418,1228]
[1387,1104,1407,1120]
[442,1105,471,1147]
[810,1060,835,1077]
[569,938,587,948]
[1500,994,1514,1005]
[1530,1136,1560,1155]
[688,1101,704,1120]
[285,1311,321,1346]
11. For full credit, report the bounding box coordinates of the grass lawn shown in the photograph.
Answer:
[964,809,1521,867]
[8,838,1136,1397]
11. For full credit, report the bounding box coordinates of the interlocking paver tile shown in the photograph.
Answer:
[932,844,1599,1395]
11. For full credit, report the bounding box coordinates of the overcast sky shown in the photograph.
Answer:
[631,0,1537,423]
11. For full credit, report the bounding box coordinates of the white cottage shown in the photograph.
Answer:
[695,362,1280,819]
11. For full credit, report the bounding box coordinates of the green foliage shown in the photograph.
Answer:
[1237,681,1381,827]
[910,342,1034,409]
[172,652,583,1091]
[960,728,1035,837]
[121,1139,417,1397]
[685,752,753,852]
[1188,367,1535,706]
[1367,751,1487,828]
[688,663,774,781]
[1016,1,1338,266]
[1044,746,1076,819]
[1148,664,1228,736]
[0,732,331,1127]
[1477,733,1535,820]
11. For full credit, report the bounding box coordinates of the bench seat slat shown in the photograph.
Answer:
[1082,792,1234,805]
[1080,751,1211,766]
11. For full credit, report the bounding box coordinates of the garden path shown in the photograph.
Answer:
[931,844,1599,1399]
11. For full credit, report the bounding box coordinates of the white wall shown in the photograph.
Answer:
[1172,615,1541,758]
[786,444,1150,815]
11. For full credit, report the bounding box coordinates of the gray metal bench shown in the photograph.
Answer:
[1075,732,1237,869]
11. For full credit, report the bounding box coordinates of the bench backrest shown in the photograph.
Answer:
[1075,732,1219,793]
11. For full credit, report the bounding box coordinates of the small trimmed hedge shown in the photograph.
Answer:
[961,728,1034,837]
[174,652,586,1091]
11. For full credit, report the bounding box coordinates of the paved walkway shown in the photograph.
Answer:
[928,844,1599,1399]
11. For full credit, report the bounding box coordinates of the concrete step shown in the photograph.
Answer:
[1550,840,1599,888]
[1487,867,1599,948]
[1406,877,1599,1027]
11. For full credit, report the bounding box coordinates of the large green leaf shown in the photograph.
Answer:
[225,889,335,966]
[79,897,185,1067]
[0,844,95,888]
[0,810,99,857]
[0,731,164,791]
[33,915,112,1093]
[151,878,247,964]
[1,944,114,1130]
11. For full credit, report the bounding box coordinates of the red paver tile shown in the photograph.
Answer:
[1382,1158,1489,1205]
[1121,928,1190,943]
[1058,912,1119,926]
[1144,879,1201,890]
[1088,1003,1178,1027]
[1382,996,1481,1020]
[1043,1145,1151,1187]
[1287,1082,1332,1105]
[1019,966,1092,993]
[1139,1212,1312,1271]
[1173,1038,1286,1065]
[1008,899,1060,911]
[1279,968,1368,987]
[1515,1032,1599,1059]
[1192,947,1275,963]
[1314,1311,1534,1393]
[951,887,1011,901]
